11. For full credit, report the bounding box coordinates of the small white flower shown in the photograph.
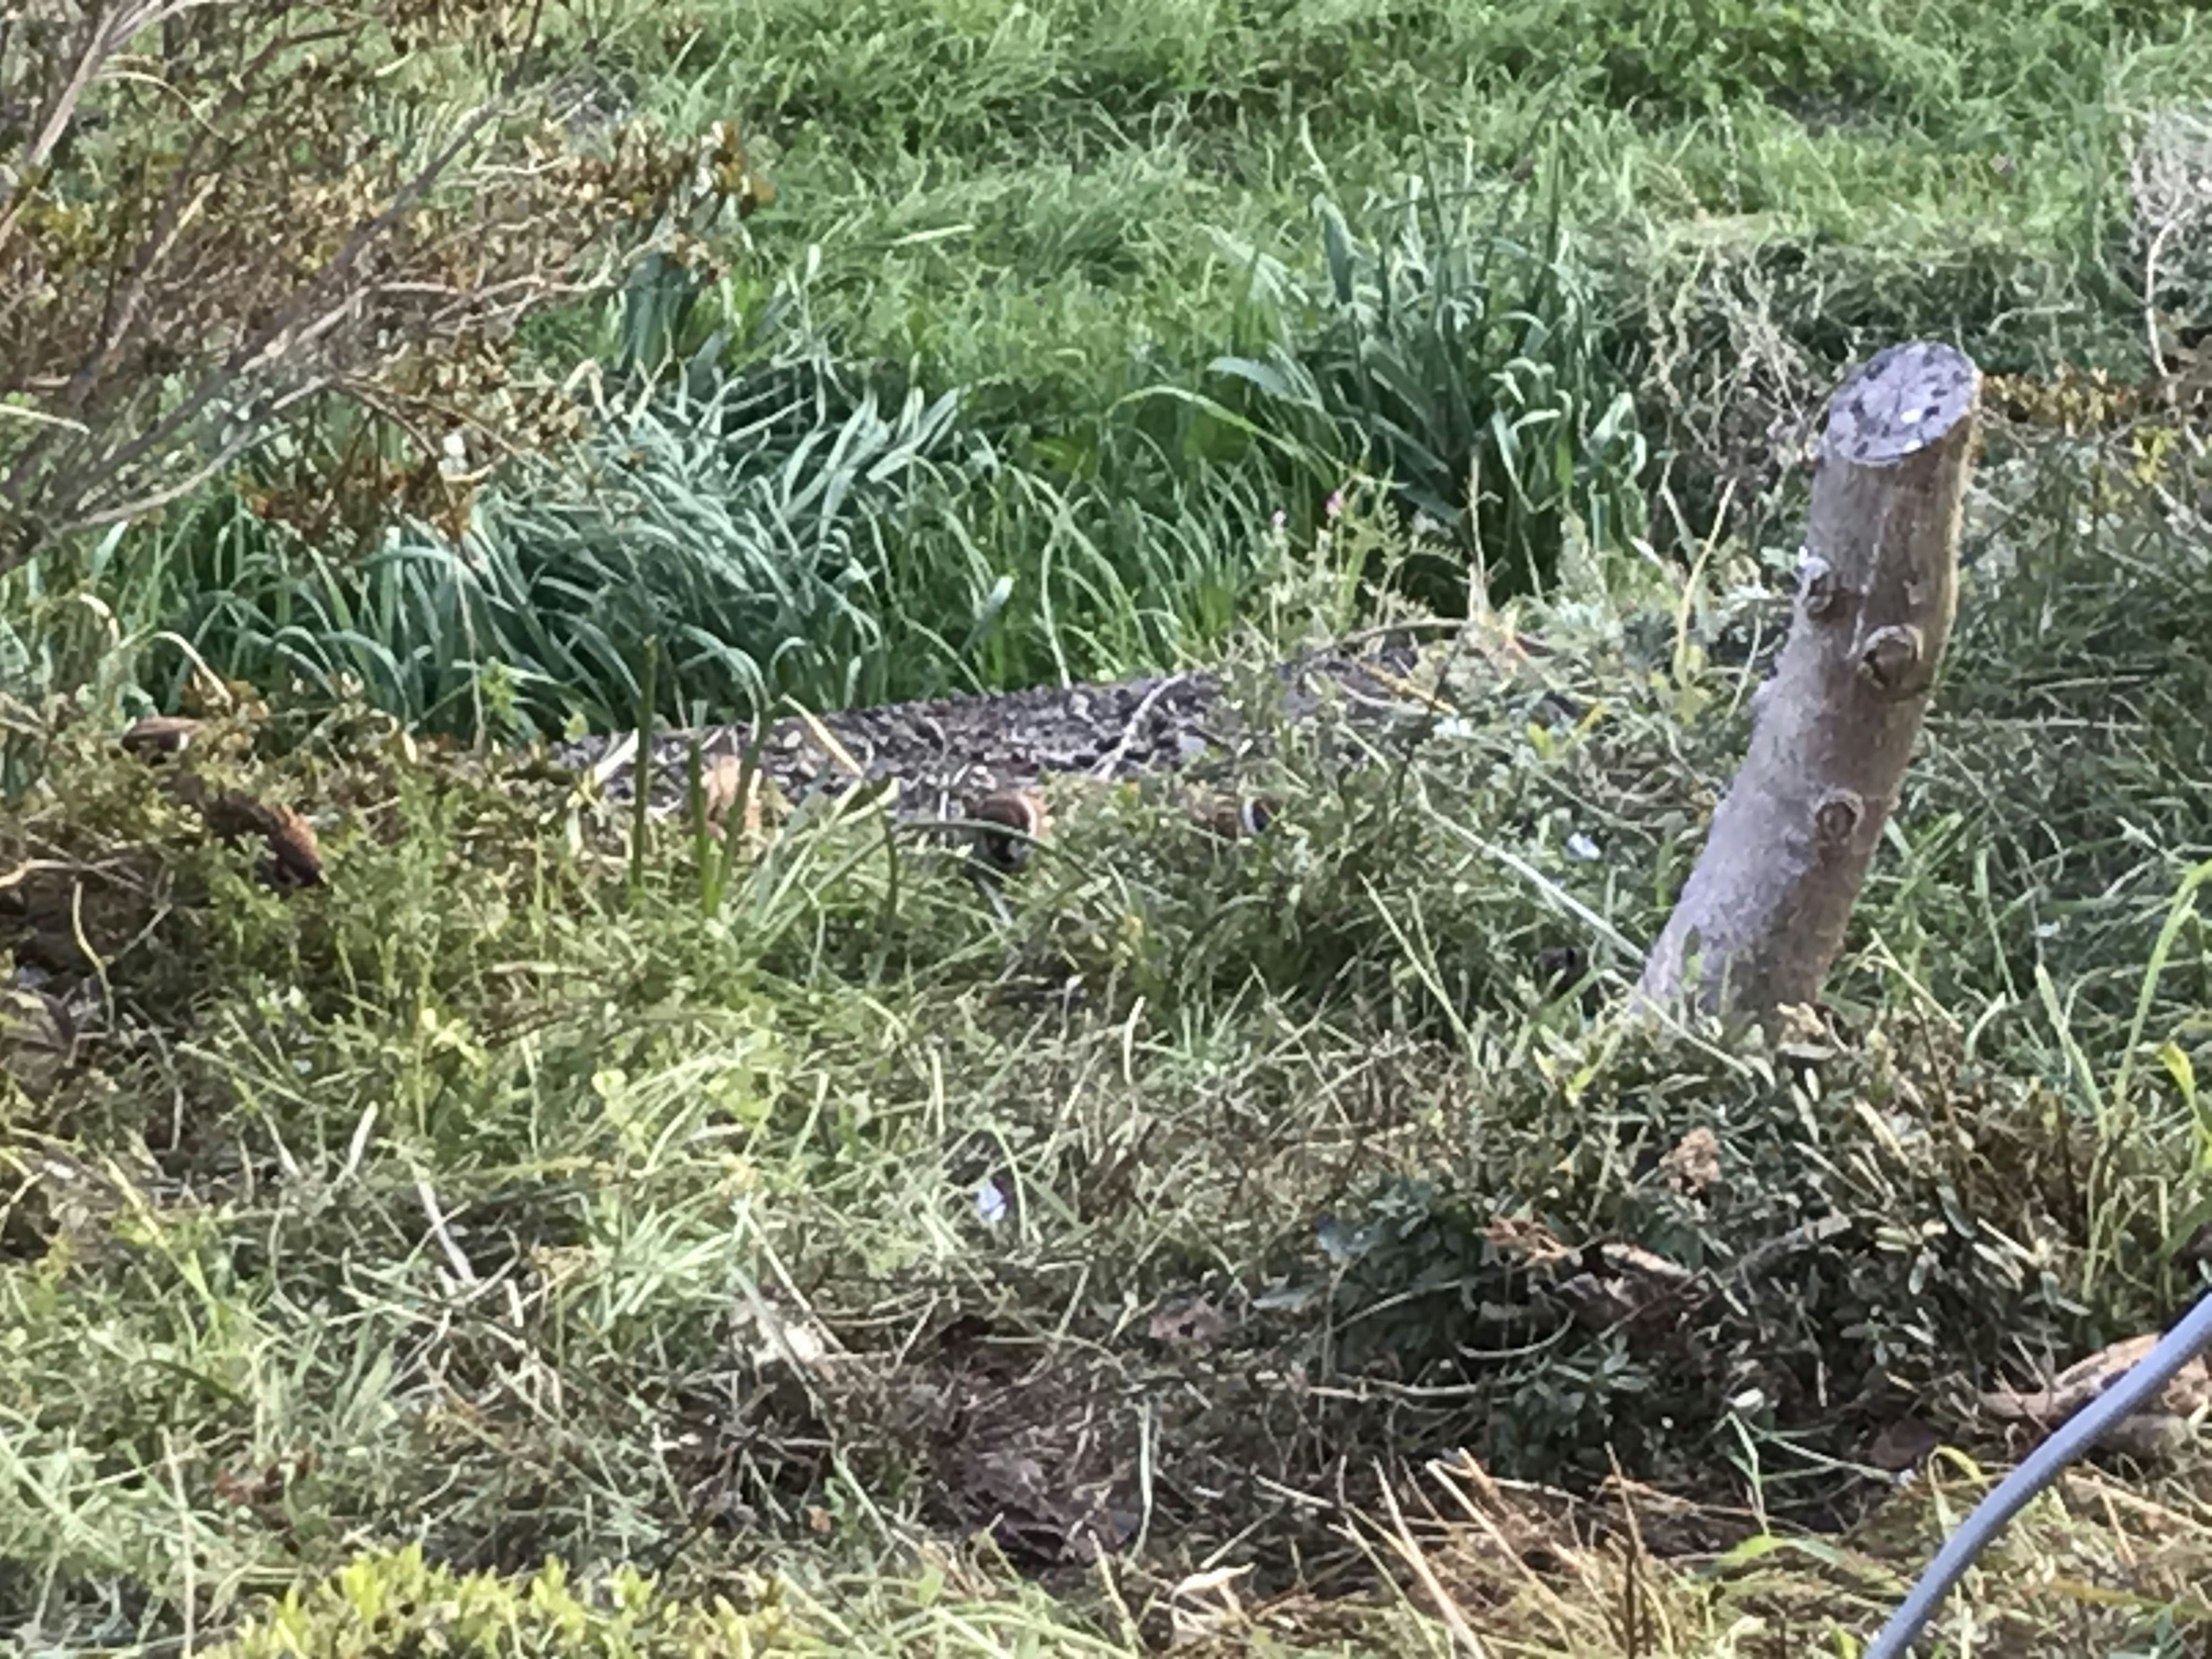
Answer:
[1566,832,1601,862]
[975,1179,1008,1226]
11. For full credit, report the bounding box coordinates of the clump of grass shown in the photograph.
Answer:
[127,296,1336,740]
[141,336,959,740]
[682,0,2202,445]
[1190,154,1649,607]
[0,522,180,794]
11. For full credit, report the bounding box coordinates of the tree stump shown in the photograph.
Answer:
[1640,340,1980,1018]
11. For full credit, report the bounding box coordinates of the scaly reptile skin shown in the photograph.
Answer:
[550,623,1548,828]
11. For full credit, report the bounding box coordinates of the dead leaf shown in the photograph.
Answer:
[1168,1563,1255,1646]
[1772,1002,1835,1062]
[1660,1126,1721,1197]
[173,777,325,888]
[734,1297,831,1373]
[1147,1297,1227,1348]
[1,986,76,1095]
[1482,1215,1573,1265]
[1190,791,1275,839]
[1596,1241,1695,1284]
[700,752,744,825]
[1171,1562,1253,1607]
[1535,943,1588,992]
[1554,1243,1696,1331]
[257,803,325,888]
[969,788,1050,874]
[699,752,768,850]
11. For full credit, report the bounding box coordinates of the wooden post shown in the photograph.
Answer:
[1640,341,1979,1018]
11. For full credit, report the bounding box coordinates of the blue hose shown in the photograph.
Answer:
[1863,1289,2212,1658]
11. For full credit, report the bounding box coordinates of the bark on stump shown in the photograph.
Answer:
[1640,340,1979,1018]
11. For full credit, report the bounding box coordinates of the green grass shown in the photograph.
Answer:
[6,1,2212,1652]
[6,425,2212,1654]
[8,0,2205,737]
[680,0,2203,403]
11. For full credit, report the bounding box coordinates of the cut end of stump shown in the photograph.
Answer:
[1823,340,1979,466]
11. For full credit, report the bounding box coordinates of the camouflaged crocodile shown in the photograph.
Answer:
[548,618,1540,832]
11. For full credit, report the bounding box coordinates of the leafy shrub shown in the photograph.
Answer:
[1308,1006,2192,1489]
[0,1,767,565]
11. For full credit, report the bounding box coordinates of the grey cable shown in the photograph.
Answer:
[1864,1289,2212,1658]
